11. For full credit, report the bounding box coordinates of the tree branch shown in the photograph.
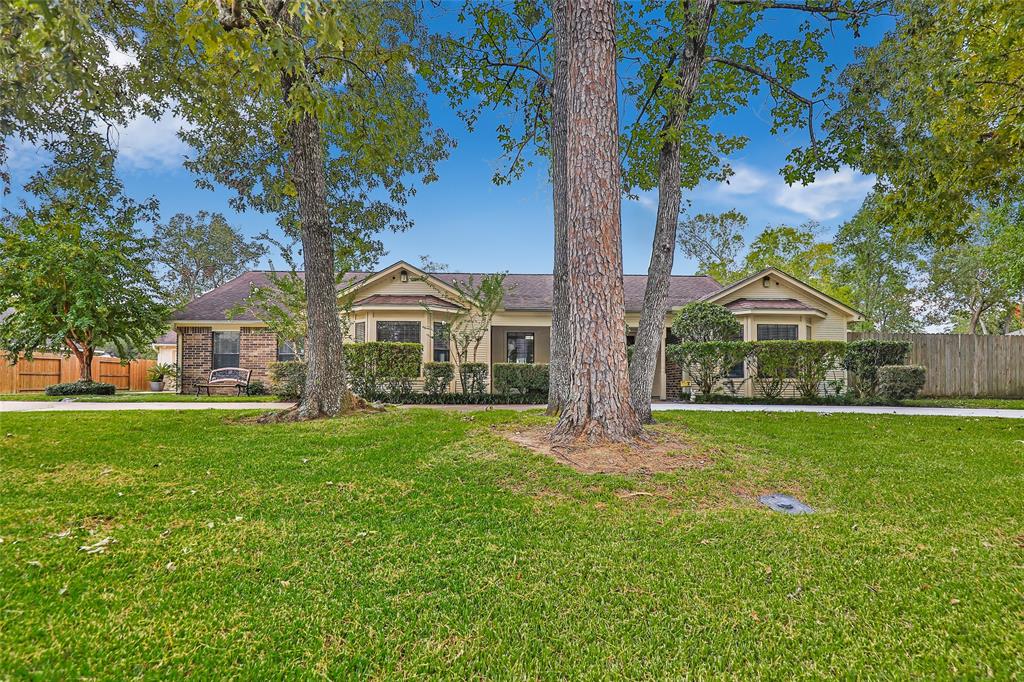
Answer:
[709,56,821,144]
[720,0,889,20]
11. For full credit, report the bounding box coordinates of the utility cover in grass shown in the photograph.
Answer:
[759,494,814,514]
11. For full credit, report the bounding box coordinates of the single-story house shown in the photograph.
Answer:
[168,260,862,398]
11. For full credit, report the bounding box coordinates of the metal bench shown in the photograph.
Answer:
[194,367,252,396]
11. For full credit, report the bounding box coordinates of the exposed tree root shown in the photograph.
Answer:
[249,395,383,424]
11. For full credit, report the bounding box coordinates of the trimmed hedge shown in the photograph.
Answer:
[269,360,305,400]
[666,341,751,396]
[844,340,912,397]
[878,365,927,400]
[748,340,845,399]
[346,342,422,396]
[45,380,116,396]
[423,362,454,395]
[458,362,488,395]
[366,392,548,405]
[493,363,549,396]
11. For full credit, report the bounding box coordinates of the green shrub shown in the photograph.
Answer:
[493,363,549,396]
[246,379,268,396]
[666,341,751,396]
[364,392,547,405]
[146,363,178,382]
[269,360,305,400]
[748,340,846,399]
[423,362,454,395]
[458,362,489,395]
[878,365,927,400]
[844,340,912,397]
[793,341,846,399]
[749,341,798,399]
[671,302,742,343]
[346,342,422,396]
[44,380,116,396]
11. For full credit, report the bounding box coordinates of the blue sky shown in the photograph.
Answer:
[3,8,890,276]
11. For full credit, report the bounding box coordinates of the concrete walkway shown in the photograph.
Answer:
[1,399,1021,419]
[0,400,293,413]
[650,402,1024,419]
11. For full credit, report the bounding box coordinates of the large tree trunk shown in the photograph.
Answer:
[546,0,569,416]
[550,0,644,444]
[628,0,716,423]
[65,337,93,381]
[289,112,353,418]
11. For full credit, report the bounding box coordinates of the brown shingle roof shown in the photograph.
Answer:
[171,270,722,321]
[724,298,821,313]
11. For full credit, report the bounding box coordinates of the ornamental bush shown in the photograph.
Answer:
[423,362,454,395]
[346,342,422,396]
[792,341,846,399]
[749,341,799,399]
[666,341,751,396]
[878,365,927,400]
[748,340,846,399]
[367,391,548,405]
[493,363,549,396]
[269,360,305,400]
[458,362,489,395]
[44,380,116,396]
[844,340,912,397]
[670,302,742,343]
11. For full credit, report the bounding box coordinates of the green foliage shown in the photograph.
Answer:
[748,340,845,400]
[741,224,851,303]
[826,0,1024,241]
[878,365,927,401]
[366,391,548,406]
[423,362,454,396]
[146,363,179,382]
[666,341,751,397]
[0,136,169,378]
[677,211,748,283]
[458,363,489,396]
[230,237,310,357]
[245,379,269,397]
[671,303,742,343]
[44,380,115,396]
[843,340,912,398]
[346,342,422,397]
[493,363,549,396]
[748,341,796,400]
[268,360,306,401]
[154,212,266,306]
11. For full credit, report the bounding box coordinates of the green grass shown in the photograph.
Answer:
[0,392,281,402]
[904,397,1024,410]
[1,409,1021,678]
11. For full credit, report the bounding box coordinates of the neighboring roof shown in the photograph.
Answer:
[1008,329,1024,336]
[153,331,177,346]
[352,294,463,310]
[171,268,723,321]
[725,298,823,313]
[702,267,863,319]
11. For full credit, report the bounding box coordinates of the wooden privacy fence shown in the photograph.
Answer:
[0,354,156,393]
[849,332,1024,397]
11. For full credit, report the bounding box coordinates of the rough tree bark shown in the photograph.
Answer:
[628,0,717,423]
[289,111,353,419]
[550,0,644,444]
[66,337,94,382]
[546,0,569,416]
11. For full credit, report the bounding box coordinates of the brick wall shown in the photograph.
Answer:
[179,326,212,394]
[240,327,277,385]
[665,357,683,400]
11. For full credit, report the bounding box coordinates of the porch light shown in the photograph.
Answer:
[400,270,409,283]
[762,276,771,287]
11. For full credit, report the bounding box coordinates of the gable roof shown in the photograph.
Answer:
[725,298,825,315]
[171,269,722,321]
[701,267,863,320]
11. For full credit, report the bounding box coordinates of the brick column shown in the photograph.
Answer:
[240,327,277,385]
[665,357,683,400]
[180,327,212,394]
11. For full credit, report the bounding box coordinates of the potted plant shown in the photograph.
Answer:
[147,363,178,392]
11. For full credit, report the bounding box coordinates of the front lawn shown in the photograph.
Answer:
[904,397,1024,410]
[1,409,1021,677]
[0,392,281,402]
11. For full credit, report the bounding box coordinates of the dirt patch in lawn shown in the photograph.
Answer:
[503,426,713,474]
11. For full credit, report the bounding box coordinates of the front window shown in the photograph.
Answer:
[376,321,420,343]
[433,321,450,362]
[506,332,535,364]
[277,338,299,362]
[212,331,240,369]
[757,324,798,341]
[354,321,366,343]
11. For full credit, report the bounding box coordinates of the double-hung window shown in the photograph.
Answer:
[354,322,366,343]
[432,322,450,362]
[212,331,240,369]
[756,324,799,341]
[506,332,535,364]
[277,338,299,362]
[376,321,420,344]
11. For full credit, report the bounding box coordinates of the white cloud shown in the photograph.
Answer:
[716,165,771,196]
[631,190,658,212]
[103,38,137,69]
[98,110,191,171]
[773,168,874,220]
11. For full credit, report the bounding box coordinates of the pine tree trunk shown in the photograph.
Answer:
[289,112,353,418]
[546,0,569,416]
[628,0,716,423]
[550,0,644,445]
